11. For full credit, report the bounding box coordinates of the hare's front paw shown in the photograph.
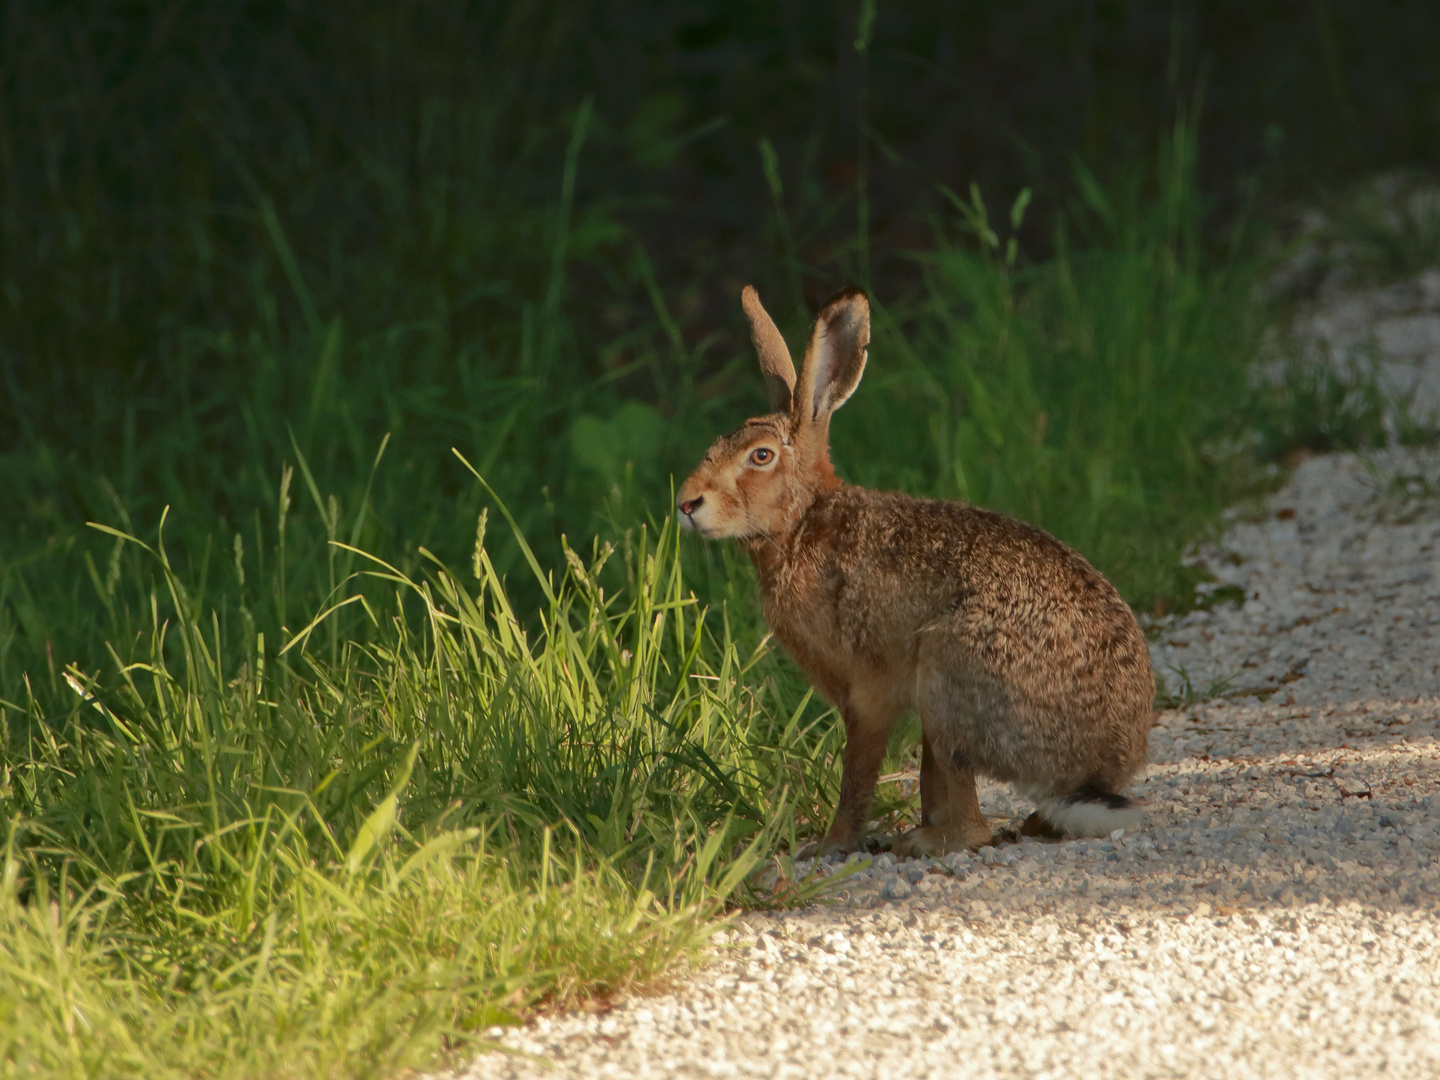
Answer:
[892,822,992,858]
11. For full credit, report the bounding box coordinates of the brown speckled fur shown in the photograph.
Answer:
[677,287,1154,855]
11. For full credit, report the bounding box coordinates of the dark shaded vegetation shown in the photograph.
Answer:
[5,4,1440,687]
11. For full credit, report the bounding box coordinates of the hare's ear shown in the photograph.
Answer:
[742,285,796,413]
[795,288,869,424]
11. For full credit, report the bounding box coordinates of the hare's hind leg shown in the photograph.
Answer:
[893,667,1002,856]
[892,722,993,856]
[918,731,944,828]
[893,743,990,856]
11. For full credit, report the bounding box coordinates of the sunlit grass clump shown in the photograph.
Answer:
[0,482,840,1078]
[0,830,711,1079]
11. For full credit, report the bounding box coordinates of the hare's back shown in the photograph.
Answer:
[817,488,1149,671]
[821,489,1118,603]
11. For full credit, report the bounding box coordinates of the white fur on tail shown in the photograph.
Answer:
[1035,796,1146,837]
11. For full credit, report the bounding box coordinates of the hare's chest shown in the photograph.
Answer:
[763,590,853,705]
[756,559,892,705]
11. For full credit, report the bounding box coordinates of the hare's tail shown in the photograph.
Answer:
[1034,785,1145,837]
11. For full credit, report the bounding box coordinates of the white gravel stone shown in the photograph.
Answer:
[878,875,911,901]
[438,269,1440,1080]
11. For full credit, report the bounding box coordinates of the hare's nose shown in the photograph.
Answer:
[679,495,704,516]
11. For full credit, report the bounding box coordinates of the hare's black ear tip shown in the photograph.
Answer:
[818,287,870,329]
[823,286,869,310]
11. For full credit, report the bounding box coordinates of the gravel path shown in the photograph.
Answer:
[1149,447,1440,708]
[447,272,1440,1080]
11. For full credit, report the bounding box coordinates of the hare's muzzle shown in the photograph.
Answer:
[677,494,704,530]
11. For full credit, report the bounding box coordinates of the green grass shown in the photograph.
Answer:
[0,829,711,1078]
[1,501,846,1077]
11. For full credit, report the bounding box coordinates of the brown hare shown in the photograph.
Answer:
[677,285,1154,856]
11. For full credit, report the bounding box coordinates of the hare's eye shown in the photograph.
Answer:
[749,447,775,466]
